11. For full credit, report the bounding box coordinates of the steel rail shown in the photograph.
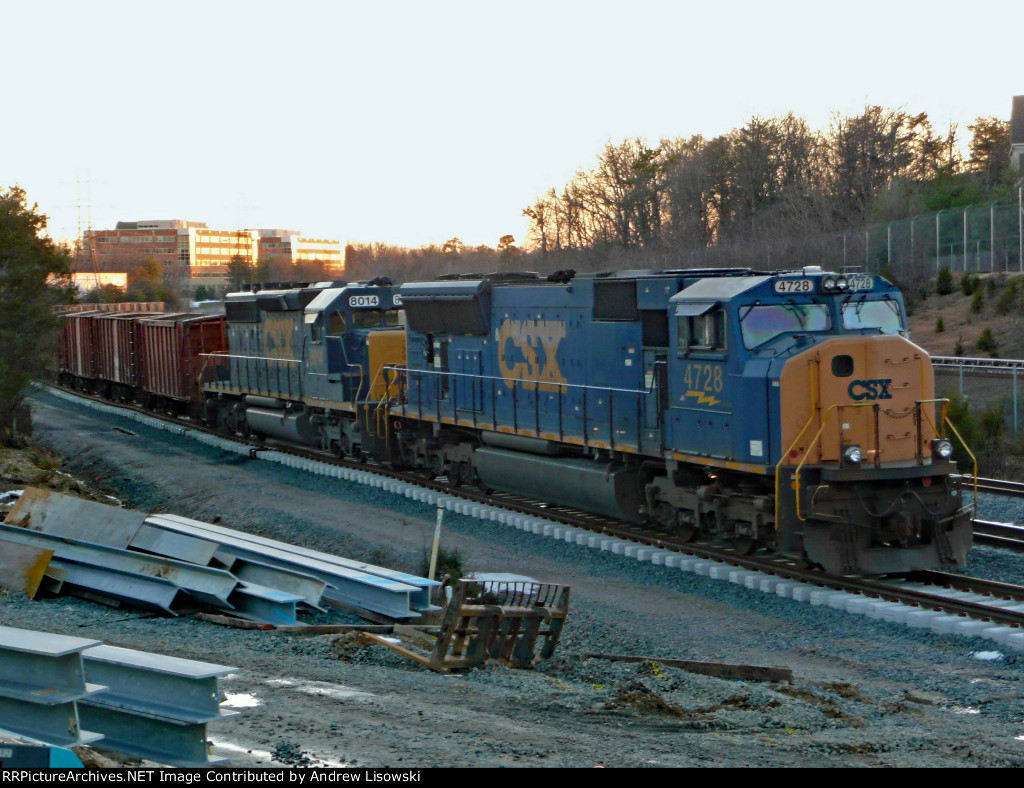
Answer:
[961,475,1024,498]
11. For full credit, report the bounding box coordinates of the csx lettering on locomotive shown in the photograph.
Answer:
[497,319,567,392]
[847,378,893,401]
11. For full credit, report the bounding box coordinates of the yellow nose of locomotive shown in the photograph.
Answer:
[778,335,937,467]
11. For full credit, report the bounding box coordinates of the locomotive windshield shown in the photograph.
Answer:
[739,303,831,349]
[841,297,903,334]
[351,309,406,328]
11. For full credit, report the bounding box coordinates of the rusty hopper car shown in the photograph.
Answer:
[94,313,163,400]
[136,313,227,416]
[59,310,106,386]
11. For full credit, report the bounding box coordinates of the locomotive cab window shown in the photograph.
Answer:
[841,297,904,334]
[383,308,406,327]
[676,304,726,355]
[327,312,346,336]
[739,303,830,349]
[352,310,384,328]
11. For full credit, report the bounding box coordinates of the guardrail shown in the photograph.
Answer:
[932,355,1024,372]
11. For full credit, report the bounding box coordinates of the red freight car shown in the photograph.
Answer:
[137,313,227,416]
[94,313,163,400]
[59,311,107,387]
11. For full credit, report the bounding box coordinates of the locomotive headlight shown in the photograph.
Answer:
[843,444,863,464]
[834,276,849,292]
[932,439,954,459]
[822,276,836,293]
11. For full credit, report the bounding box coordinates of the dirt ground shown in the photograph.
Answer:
[2,390,1023,768]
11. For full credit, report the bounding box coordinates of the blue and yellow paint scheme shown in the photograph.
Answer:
[392,268,971,574]
[203,268,972,575]
[202,281,406,455]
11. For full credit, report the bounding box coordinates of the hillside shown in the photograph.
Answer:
[907,273,1024,360]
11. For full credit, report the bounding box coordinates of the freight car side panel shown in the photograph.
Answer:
[95,313,161,387]
[62,312,103,380]
[139,314,226,402]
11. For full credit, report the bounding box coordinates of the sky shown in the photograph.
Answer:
[3,0,1021,251]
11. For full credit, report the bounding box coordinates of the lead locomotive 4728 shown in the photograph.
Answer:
[62,267,975,576]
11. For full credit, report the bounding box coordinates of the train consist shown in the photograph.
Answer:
[58,267,974,575]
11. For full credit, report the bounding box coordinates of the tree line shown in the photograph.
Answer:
[342,106,1015,282]
[520,107,1015,274]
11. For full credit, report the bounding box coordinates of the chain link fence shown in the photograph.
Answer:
[867,197,1024,283]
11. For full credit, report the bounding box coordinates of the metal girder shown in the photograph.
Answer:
[152,514,440,609]
[128,524,220,566]
[228,558,326,610]
[46,558,182,614]
[82,645,236,723]
[0,698,102,748]
[0,524,238,611]
[0,626,105,705]
[78,645,237,768]
[228,583,302,626]
[146,515,424,619]
[77,705,225,768]
[6,488,146,548]
[0,538,53,598]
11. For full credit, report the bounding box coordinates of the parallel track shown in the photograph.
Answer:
[42,384,1024,630]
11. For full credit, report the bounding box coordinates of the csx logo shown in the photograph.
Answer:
[262,315,297,360]
[497,319,567,392]
[847,378,893,401]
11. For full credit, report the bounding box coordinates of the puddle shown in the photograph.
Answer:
[950,707,981,715]
[263,677,376,701]
[972,651,1003,661]
[210,739,351,768]
[209,739,277,762]
[222,692,262,708]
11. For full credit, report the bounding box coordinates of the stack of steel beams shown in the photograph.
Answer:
[1,487,438,624]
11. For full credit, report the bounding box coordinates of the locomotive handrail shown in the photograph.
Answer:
[385,365,647,396]
[387,364,648,452]
[199,353,303,399]
[776,396,977,525]
[776,401,883,524]
[199,352,301,364]
[917,397,978,516]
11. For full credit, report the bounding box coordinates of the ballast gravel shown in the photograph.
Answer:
[1,389,1020,768]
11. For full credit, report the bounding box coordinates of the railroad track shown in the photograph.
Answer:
[963,475,1024,498]
[973,519,1024,552]
[40,384,1024,632]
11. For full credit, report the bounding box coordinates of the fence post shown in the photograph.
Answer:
[963,210,968,273]
[990,203,995,273]
[887,224,892,273]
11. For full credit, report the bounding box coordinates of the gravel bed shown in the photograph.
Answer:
[2,390,1022,768]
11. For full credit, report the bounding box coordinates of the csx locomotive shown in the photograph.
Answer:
[198,267,973,576]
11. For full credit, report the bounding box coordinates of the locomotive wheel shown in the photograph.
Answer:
[731,536,762,556]
[447,462,463,487]
[675,518,700,543]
